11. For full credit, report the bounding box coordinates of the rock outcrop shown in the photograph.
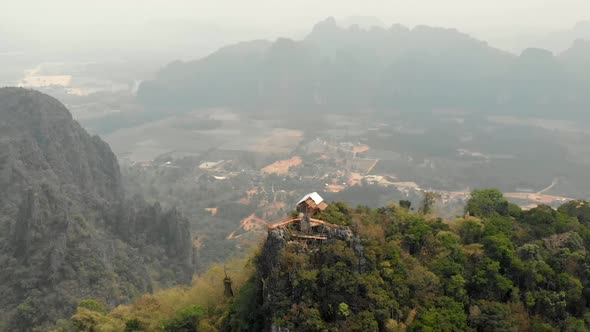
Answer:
[257,224,363,331]
[0,88,194,331]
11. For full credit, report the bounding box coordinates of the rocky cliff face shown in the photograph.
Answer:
[0,88,194,331]
[256,225,364,331]
[0,88,122,206]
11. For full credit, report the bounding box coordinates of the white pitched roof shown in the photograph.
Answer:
[297,192,324,205]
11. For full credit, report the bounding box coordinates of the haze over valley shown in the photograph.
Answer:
[2,2,590,331]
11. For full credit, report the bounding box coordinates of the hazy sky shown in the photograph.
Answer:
[3,0,588,30]
[1,0,589,57]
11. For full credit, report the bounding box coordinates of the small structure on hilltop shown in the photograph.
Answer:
[268,192,336,243]
[297,192,328,234]
[297,192,328,215]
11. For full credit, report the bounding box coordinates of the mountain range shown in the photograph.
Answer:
[533,20,590,53]
[138,18,590,119]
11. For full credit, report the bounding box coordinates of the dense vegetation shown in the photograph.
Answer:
[68,189,590,331]
[0,88,195,331]
[139,18,590,120]
[60,256,255,331]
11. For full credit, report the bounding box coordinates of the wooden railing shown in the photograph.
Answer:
[267,217,338,230]
[267,217,300,229]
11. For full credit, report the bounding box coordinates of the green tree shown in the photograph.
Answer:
[469,258,513,301]
[162,305,204,332]
[531,290,567,321]
[403,218,433,255]
[316,202,351,225]
[457,219,483,244]
[409,297,467,331]
[469,300,519,332]
[483,234,515,268]
[558,201,590,224]
[420,192,440,215]
[78,300,108,314]
[338,302,351,318]
[298,307,327,332]
[443,275,467,303]
[466,189,509,218]
[348,311,379,332]
[399,200,412,211]
[125,318,144,332]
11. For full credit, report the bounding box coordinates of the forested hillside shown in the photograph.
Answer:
[68,190,590,331]
[0,88,195,331]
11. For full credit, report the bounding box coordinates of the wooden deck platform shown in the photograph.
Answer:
[267,217,299,229]
[267,217,338,230]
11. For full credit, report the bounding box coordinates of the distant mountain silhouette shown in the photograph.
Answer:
[532,20,590,53]
[560,38,590,71]
[336,16,386,29]
[138,19,590,119]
